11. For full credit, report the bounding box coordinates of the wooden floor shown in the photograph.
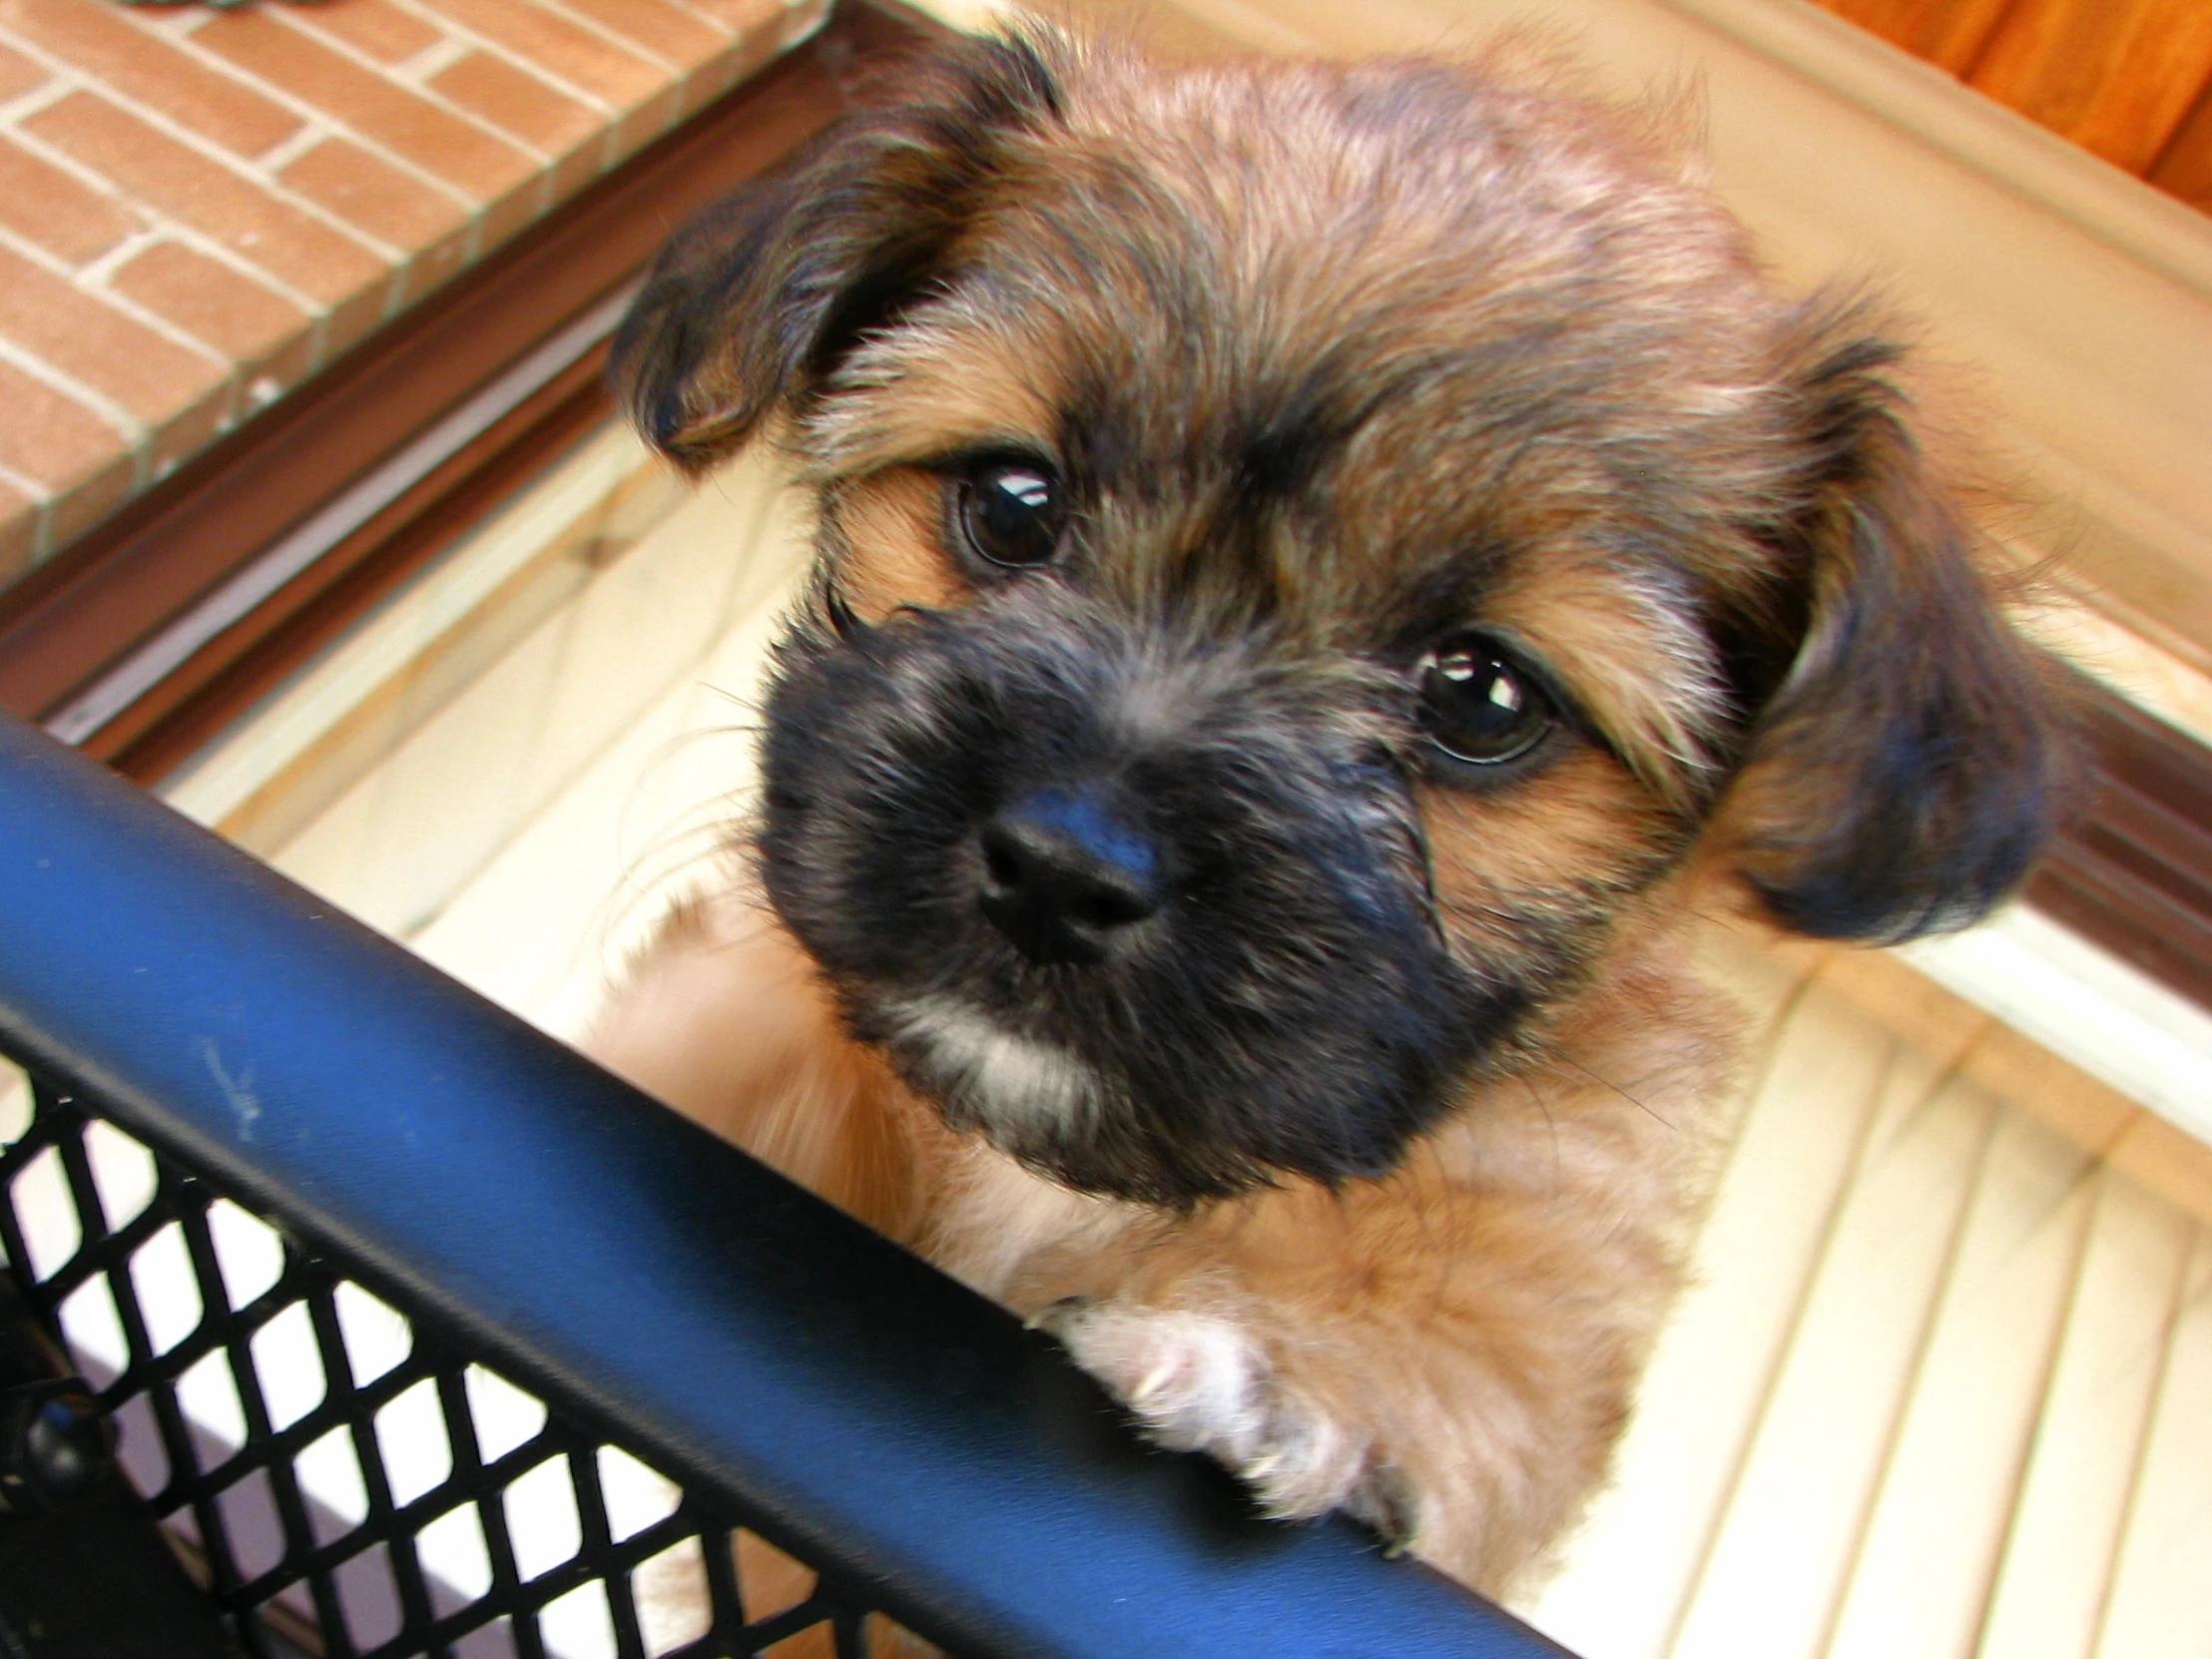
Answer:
[1532,933,2212,1659]
[157,427,2212,1659]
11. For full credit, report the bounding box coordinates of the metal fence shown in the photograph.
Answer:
[2,1079,807,1659]
[0,712,1566,1658]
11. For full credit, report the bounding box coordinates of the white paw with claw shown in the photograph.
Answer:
[1039,1299,1417,1544]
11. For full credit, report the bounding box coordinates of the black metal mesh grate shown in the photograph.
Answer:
[0,1065,910,1659]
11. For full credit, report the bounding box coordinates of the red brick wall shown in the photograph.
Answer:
[0,0,825,579]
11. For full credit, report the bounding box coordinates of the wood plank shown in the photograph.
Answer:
[1811,0,2013,75]
[1666,1059,2000,1659]
[1807,944,1994,1085]
[391,457,812,1033]
[1526,980,1899,1658]
[264,452,796,941]
[1823,1108,2097,1659]
[161,425,661,850]
[1967,0,2212,175]
[1974,1171,2195,1658]
[1696,921,1829,1037]
[2147,81,2212,213]
[403,556,804,1036]
[2107,1113,2212,1231]
[1799,937,2212,1230]
[2095,1225,2212,1658]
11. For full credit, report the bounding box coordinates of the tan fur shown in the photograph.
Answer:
[591,869,1731,1597]
[595,16,2070,1615]
[828,467,972,626]
[592,894,949,1240]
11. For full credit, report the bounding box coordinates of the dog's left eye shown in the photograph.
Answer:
[1418,636,1554,766]
[958,460,1064,569]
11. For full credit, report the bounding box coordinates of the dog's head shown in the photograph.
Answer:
[617,27,2069,1206]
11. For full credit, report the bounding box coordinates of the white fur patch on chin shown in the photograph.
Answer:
[1039,1301,1404,1538]
[884,995,1100,1137]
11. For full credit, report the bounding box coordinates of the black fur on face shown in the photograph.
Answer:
[757,586,1532,1205]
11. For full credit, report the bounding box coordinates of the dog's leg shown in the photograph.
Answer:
[585,891,942,1245]
[980,1070,1705,1599]
[589,899,956,1654]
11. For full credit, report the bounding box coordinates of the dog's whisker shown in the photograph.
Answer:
[1558,1057,1677,1133]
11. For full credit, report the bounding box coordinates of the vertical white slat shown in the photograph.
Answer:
[1822,1107,2098,1659]
[265,596,578,933]
[500,462,790,828]
[404,564,805,1033]
[1527,973,1899,1659]
[160,426,662,852]
[1667,1053,2000,1659]
[2091,1225,2212,1659]
[267,451,798,940]
[1974,1172,2195,1659]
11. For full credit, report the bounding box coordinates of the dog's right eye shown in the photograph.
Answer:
[1418,635,1555,767]
[957,460,1064,569]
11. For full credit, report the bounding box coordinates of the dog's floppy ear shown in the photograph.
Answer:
[613,31,1065,471]
[1719,303,2075,943]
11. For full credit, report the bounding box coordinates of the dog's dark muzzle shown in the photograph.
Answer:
[755,593,1514,1203]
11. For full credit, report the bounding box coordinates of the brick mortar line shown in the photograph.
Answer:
[365,0,803,209]
[88,84,410,264]
[784,0,837,45]
[0,333,142,450]
[0,221,243,379]
[0,0,814,567]
[357,181,541,312]
[0,458,47,508]
[129,9,207,44]
[607,30,794,169]
[108,213,329,334]
[586,116,621,183]
[254,115,334,179]
[95,0,773,319]
[0,103,402,353]
[0,105,358,487]
[254,4,566,177]
[0,217,122,285]
[394,35,473,90]
[494,0,698,79]
[387,219,489,316]
[0,118,338,386]
[605,87,678,168]
[102,0,558,199]
[516,168,561,250]
[378,0,631,119]
[141,12,509,216]
[74,224,171,288]
[0,25,413,266]
[0,70,69,128]
[0,80,144,208]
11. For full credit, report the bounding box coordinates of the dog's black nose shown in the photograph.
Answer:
[978,784,1162,965]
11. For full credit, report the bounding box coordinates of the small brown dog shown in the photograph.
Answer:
[589,21,2066,1599]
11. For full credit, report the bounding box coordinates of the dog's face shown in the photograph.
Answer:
[618,28,2066,1206]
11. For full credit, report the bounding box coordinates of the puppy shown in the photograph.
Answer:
[588,21,2067,1601]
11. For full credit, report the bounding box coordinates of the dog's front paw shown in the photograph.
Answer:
[1038,1300,1415,1542]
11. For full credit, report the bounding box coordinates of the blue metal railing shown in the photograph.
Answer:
[0,711,1565,1657]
